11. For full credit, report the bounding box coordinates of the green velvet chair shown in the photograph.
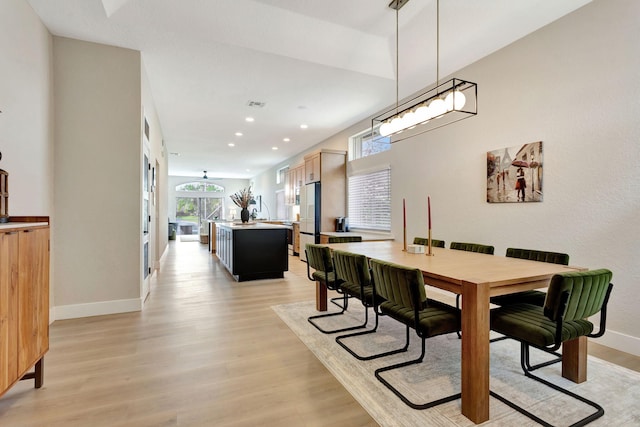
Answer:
[412,237,445,248]
[327,235,363,243]
[490,269,613,427]
[333,250,410,361]
[305,243,358,334]
[450,241,495,335]
[370,258,461,410]
[449,241,495,254]
[490,248,570,307]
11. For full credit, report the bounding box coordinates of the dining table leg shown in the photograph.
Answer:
[562,336,588,383]
[460,281,491,424]
[315,280,327,311]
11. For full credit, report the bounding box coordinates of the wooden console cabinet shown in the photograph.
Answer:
[0,217,49,398]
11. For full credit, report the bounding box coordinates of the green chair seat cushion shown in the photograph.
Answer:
[491,303,594,348]
[311,270,340,288]
[380,298,460,338]
[490,290,547,307]
[340,281,378,305]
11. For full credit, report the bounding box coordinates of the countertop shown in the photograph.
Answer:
[216,222,290,230]
[0,222,49,230]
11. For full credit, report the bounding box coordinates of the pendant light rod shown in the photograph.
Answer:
[436,0,440,86]
[395,2,399,115]
[373,0,477,142]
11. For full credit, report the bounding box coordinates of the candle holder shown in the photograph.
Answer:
[403,226,407,252]
[426,229,434,256]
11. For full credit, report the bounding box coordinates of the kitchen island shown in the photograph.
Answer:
[216,222,289,281]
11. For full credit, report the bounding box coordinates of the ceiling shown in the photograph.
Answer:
[27,0,592,179]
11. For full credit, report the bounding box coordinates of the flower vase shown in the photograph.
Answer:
[240,208,250,223]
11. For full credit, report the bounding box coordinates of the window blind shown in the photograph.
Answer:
[348,168,391,231]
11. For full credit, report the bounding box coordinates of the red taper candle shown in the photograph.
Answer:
[428,196,431,230]
[403,198,406,228]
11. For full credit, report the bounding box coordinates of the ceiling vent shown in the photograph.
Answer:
[247,101,266,108]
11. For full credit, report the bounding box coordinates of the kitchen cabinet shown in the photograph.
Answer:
[0,218,49,399]
[293,222,300,255]
[301,150,346,233]
[208,221,216,253]
[304,152,321,184]
[285,164,304,206]
[216,223,288,281]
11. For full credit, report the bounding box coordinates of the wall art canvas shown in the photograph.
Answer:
[487,141,543,203]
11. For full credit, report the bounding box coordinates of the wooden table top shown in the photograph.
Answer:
[326,241,584,296]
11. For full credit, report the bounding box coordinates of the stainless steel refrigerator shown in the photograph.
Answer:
[299,182,320,262]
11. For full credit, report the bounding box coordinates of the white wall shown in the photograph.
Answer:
[0,0,53,216]
[0,0,54,308]
[52,37,144,318]
[141,61,169,272]
[253,0,640,356]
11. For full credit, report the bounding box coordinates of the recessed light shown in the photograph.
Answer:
[283,138,290,142]
[245,117,254,122]
[300,124,308,129]
[235,132,243,136]
[228,143,235,147]
[272,146,278,150]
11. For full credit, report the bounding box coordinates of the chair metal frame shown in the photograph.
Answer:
[490,275,613,427]
[490,248,571,364]
[305,245,366,334]
[334,252,410,360]
[371,259,461,410]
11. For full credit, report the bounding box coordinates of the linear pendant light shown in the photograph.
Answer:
[372,0,477,143]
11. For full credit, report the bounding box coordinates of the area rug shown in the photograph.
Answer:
[179,234,200,242]
[272,301,640,427]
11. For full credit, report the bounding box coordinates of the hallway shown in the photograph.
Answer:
[0,241,376,426]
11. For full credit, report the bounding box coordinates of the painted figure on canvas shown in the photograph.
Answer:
[486,141,543,203]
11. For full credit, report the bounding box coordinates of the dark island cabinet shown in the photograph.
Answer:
[216,223,288,281]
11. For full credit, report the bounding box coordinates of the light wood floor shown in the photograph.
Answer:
[1,241,638,426]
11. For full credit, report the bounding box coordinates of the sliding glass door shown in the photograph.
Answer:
[175,197,223,235]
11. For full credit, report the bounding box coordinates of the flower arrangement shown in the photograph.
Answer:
[230,186,253,209]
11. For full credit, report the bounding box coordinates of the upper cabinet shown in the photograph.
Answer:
[304,152,321,184]
[304,149,347,232]
[285,163,305,206]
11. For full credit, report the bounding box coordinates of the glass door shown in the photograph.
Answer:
[175,197,223,235]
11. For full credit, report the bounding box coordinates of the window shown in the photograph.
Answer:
[276,165,289,184]
[348,126,391,161]
[175,182,224,192]
[348,168,391,231]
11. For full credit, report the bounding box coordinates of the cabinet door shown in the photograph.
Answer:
[293,223,300,254]
[285,169,294,205]
[0,231,19,392]
[17,228,49,375]
[305,153,321,184]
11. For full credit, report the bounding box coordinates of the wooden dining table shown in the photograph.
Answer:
[322,241,587,424]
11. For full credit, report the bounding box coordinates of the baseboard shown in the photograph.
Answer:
[593,329,640,357]
[53,298,142,321]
